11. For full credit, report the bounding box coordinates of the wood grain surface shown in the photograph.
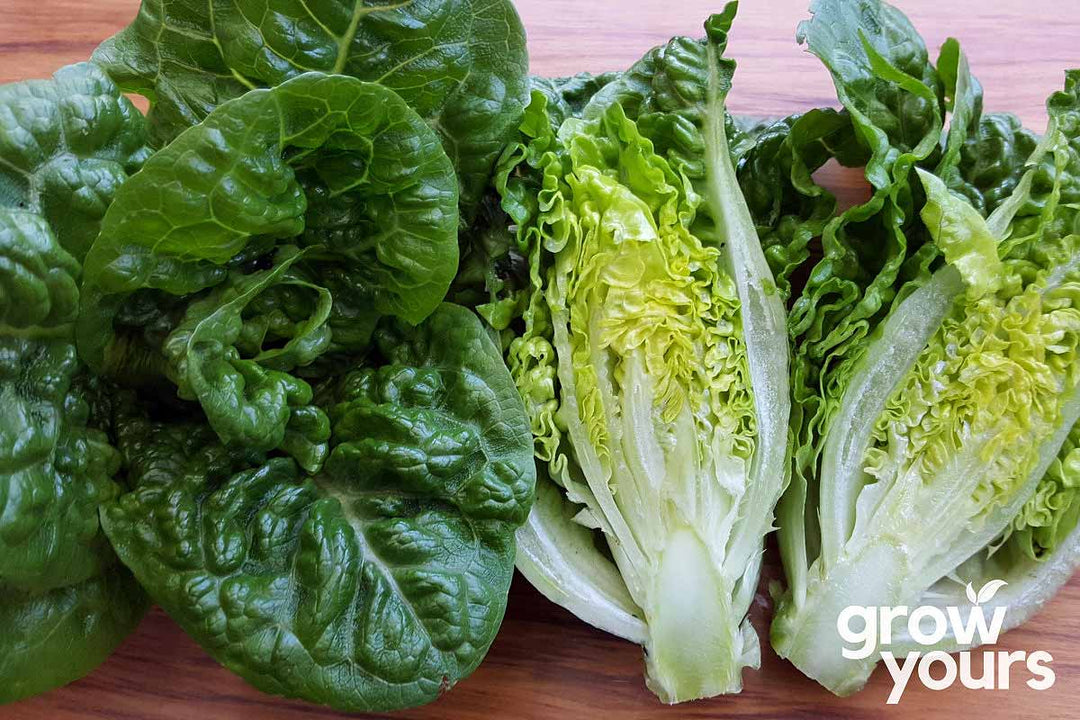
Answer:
[2,1,1079,718]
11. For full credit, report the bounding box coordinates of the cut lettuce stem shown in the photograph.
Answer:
[646,527,749,699]
[546,309,764,701]
[773,538,909,694]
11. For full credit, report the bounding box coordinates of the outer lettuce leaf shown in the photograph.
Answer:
[738,109,865,298]
[0,309,147,704]
[0,64,150,703]
[78,73,459,467]
[0,63,151,263]
[92,0,529,214]
[0,212,80,331]
[102,304,535,712]
[796,0,943,191]
[514,467,648,645]
[80,74,458,334]
[1043,71,1080,238]
[531,73,622,124]
[934,38,983,189]
[954,113,1040,215]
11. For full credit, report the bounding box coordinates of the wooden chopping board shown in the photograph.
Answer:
[2,1,1079,718]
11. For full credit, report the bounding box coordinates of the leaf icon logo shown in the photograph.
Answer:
[977,579,1008,604]
[966,579,1008,605]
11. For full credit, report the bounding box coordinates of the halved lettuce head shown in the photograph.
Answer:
[476,5,795,702]
[770,0,1080,696]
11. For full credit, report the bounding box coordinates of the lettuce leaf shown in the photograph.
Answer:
[92,0,529,215]
[102,304,535,712]
[0,64,150,702]
[77,74,459,469]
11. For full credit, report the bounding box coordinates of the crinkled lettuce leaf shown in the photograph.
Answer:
[161,246,332,472]
[738,108,865,298]
[78,73,460,468]
[0,64,150,704]
[1003,422,1080,562]
[0,63,151,263]
[102,304,535,712]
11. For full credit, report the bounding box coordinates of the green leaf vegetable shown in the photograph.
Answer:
[92,0,530,215]
[738,108,865,298]
[78,73,460,470]
[64,65,539,710]
[0,63,151,703]
[5,0,1080,710]
[479,4,793,702]
[102,304,535,711]
[0,0,540,711]
[771,0,1080,696]
[453,70,846,327]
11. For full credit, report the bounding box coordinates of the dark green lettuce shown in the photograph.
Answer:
[92,0,529,215]
[102,304,535,712]
[0,63,151,703]
[78,73,460,470]
[738,108,865,299]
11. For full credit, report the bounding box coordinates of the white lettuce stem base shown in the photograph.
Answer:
[772,540,912,695]
[640,527,752,702]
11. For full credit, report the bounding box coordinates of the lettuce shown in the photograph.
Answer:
[101,304,536,712]
[0,3,537,711]
[479,6,794,702]
[76,73,461,471]
[770,0,1080,695]
[91,0,529,216]
[61,67,538,712]
[0,63,150,702]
